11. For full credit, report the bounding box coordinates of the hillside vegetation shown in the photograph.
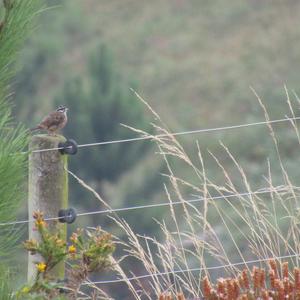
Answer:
[47,1,300,123]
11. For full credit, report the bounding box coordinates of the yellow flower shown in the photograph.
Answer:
[68,244,76,254]
[35,219,46,227]
[21,286,30,294]
[36,262,46,272]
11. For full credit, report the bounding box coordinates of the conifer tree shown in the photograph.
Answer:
[55,45,152,192]
[0,0,43,295]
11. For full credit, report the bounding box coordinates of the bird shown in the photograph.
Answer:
[30,105,68,135]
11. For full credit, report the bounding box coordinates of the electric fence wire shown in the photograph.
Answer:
[28,115,300,154]
[3,116,300,286]
[0,187,289,227]
[2,115,297,226]
[83,253,300,285]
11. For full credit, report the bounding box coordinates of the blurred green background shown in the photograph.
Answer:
[11,0,300,298]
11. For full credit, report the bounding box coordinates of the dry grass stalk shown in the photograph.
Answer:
[70,89,300,299]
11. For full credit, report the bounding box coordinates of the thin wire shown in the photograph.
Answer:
[29,116,300,154]
[76,188,286,217]
[83,253,300,285]
[0,187,288,227]
[0,216,64,226]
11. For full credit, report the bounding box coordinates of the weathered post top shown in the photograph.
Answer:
[28,134,68,281]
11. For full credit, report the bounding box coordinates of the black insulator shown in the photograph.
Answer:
[58,208,77,224]
[58,139,78,155]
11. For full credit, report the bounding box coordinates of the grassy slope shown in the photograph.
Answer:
[77,0,300,126]
[24,0,300,125]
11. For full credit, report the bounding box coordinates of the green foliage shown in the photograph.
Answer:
[0,103,27,259]
[0,267,14,300]
[0,0,42,94]
[0,0,43,261]
[54,44,152,184]
[0,0,45,297]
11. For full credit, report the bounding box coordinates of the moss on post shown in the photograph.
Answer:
[28,134,68,281]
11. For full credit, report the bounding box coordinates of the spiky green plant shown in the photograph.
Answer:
[0,267,14,300]
[0,0,42,260]
[0,0,44,296]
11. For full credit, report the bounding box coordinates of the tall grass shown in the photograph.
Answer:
[70,88,300,299]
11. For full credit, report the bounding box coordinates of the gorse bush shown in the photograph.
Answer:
[19,211,115,299]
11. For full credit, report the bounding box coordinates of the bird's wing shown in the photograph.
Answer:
[40,111,64,129]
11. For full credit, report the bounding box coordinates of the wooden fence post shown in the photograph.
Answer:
[28,134,68,281]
